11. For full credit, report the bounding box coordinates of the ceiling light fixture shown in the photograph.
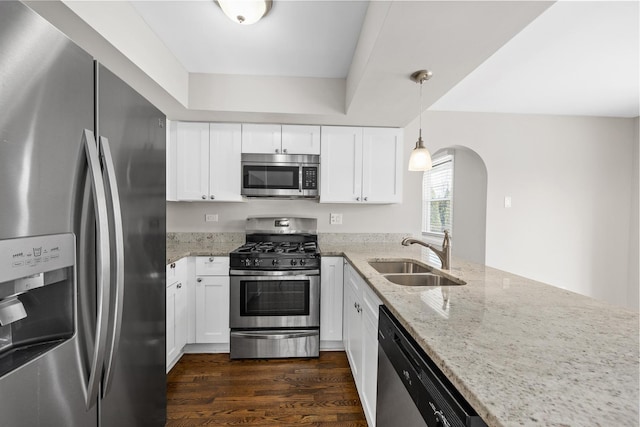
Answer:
[408,69,433,171]
[216,0,272,25]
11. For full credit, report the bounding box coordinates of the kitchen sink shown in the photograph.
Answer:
[368,260,432,274]
[384,274,465,287]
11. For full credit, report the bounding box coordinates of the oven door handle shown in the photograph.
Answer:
[229,269,319,277]
[232,330,318,340]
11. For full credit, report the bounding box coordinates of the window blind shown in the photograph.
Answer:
[422,155,453,235]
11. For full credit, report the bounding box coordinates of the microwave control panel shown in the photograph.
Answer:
[302,167,318,189]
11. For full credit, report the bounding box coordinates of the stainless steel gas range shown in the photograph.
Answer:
[229,217,320,359]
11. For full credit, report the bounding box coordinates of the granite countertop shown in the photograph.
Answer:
[325,243,639,427]
[167,239,639,426]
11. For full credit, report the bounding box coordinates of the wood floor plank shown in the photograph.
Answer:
[166,352,368,426]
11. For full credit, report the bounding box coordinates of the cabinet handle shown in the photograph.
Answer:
[177,283,182,289]
[197,278,202,283]
[356,197,360,201]
[201,195,206,200]
[170,263,175,269]
[364,197,368,202]
[275,148,280,154]
[209,257,214,262]
[210,195,215,200]
[283,148,287,154]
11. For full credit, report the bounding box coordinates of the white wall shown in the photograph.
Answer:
[449,147,487,265]
[415,111,638,309]
[628,117,639,310]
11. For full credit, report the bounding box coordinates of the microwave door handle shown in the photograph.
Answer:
[299,166,303,193]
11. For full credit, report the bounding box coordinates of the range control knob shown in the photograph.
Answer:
[290,259,297,266]
[243,259,252,267]
[300,259,306,266]
[272,259,279,266]
[253,258,260,266]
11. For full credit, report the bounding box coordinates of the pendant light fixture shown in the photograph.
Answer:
[408,70,433,171]
[216,0,272,25]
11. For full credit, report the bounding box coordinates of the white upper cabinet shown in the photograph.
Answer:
[320,126,403,204]
[241,124,282,154]
[176,122,209,201]
[175,122,242,201]
[362,127,403,204]
[242,123,320,155]
[281,125,321,155]
[320,126,363,203]
[209,123,242,201]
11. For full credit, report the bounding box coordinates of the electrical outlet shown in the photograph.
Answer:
[504,196,512,208]
[205,214,218,222]
[330,213,343,225]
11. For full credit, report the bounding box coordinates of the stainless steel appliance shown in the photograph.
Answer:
[377,306,487,427]
[229,217,320,359]
[0,2,166,425]
[241,153,320,198]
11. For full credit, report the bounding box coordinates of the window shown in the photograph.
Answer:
[422,154,453,236]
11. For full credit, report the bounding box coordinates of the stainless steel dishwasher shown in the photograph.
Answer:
[376,306,487,427]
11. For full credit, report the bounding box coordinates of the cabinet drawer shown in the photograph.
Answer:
[196,256,230,275]
[166,258,187,287]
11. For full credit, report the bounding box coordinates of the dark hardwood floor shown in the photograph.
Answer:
[166,351,367,426]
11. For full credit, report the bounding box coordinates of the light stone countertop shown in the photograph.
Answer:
[324,243,639,427]
[166,237,639,426]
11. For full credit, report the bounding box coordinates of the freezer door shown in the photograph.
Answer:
[95,64,167,427]
[0,2,97,426]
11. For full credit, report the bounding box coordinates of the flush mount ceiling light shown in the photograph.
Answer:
[408,70,433,171]
[216,0,273,25]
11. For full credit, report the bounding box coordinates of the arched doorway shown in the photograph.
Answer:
[431,146,487,264]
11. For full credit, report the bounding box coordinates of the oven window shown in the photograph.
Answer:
[243,166,299,189]
[240,280,310,316]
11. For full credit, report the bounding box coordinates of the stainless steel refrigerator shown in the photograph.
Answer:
[0,2,166,426]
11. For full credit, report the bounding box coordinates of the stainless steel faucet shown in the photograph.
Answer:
[401,230,451,270]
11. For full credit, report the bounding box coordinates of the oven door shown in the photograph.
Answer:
[230,271,320,329]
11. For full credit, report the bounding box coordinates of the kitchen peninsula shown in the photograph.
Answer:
[167,235,640,427]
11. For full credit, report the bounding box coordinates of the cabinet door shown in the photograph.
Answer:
[241,123,282,154]
[282,125,320,155]
[195,276,230,343]
[362,127,403,204]
[176,122,210,201]
[209,123,242,201]
[320,257,344,342]
[343,263,363,385]
[175,280,188,352]
[361,287,382,426]
[166,283,178,368]
[320,126,363,203]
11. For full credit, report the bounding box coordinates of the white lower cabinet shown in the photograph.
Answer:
[166,258,187,371]
[320,257,344,345]
[195,257,230,344]
[343,261,382,427]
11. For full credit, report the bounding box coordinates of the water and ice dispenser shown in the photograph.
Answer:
[0,234,75,378]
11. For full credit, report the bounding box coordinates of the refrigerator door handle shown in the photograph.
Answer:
[98,136,125,397]
[81,129,111,409]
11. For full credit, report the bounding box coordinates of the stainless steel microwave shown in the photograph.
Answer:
[241,153,320,198]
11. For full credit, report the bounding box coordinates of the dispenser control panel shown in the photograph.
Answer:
[0,233,75,283]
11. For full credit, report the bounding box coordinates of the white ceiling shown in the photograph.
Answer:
[130,0,369,78]
[430,1,640,118]
[42,1,638,124]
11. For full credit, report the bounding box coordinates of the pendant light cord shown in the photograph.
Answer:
[419,80,423,140]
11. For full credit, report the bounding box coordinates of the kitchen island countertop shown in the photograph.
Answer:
[167,239,639,426]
